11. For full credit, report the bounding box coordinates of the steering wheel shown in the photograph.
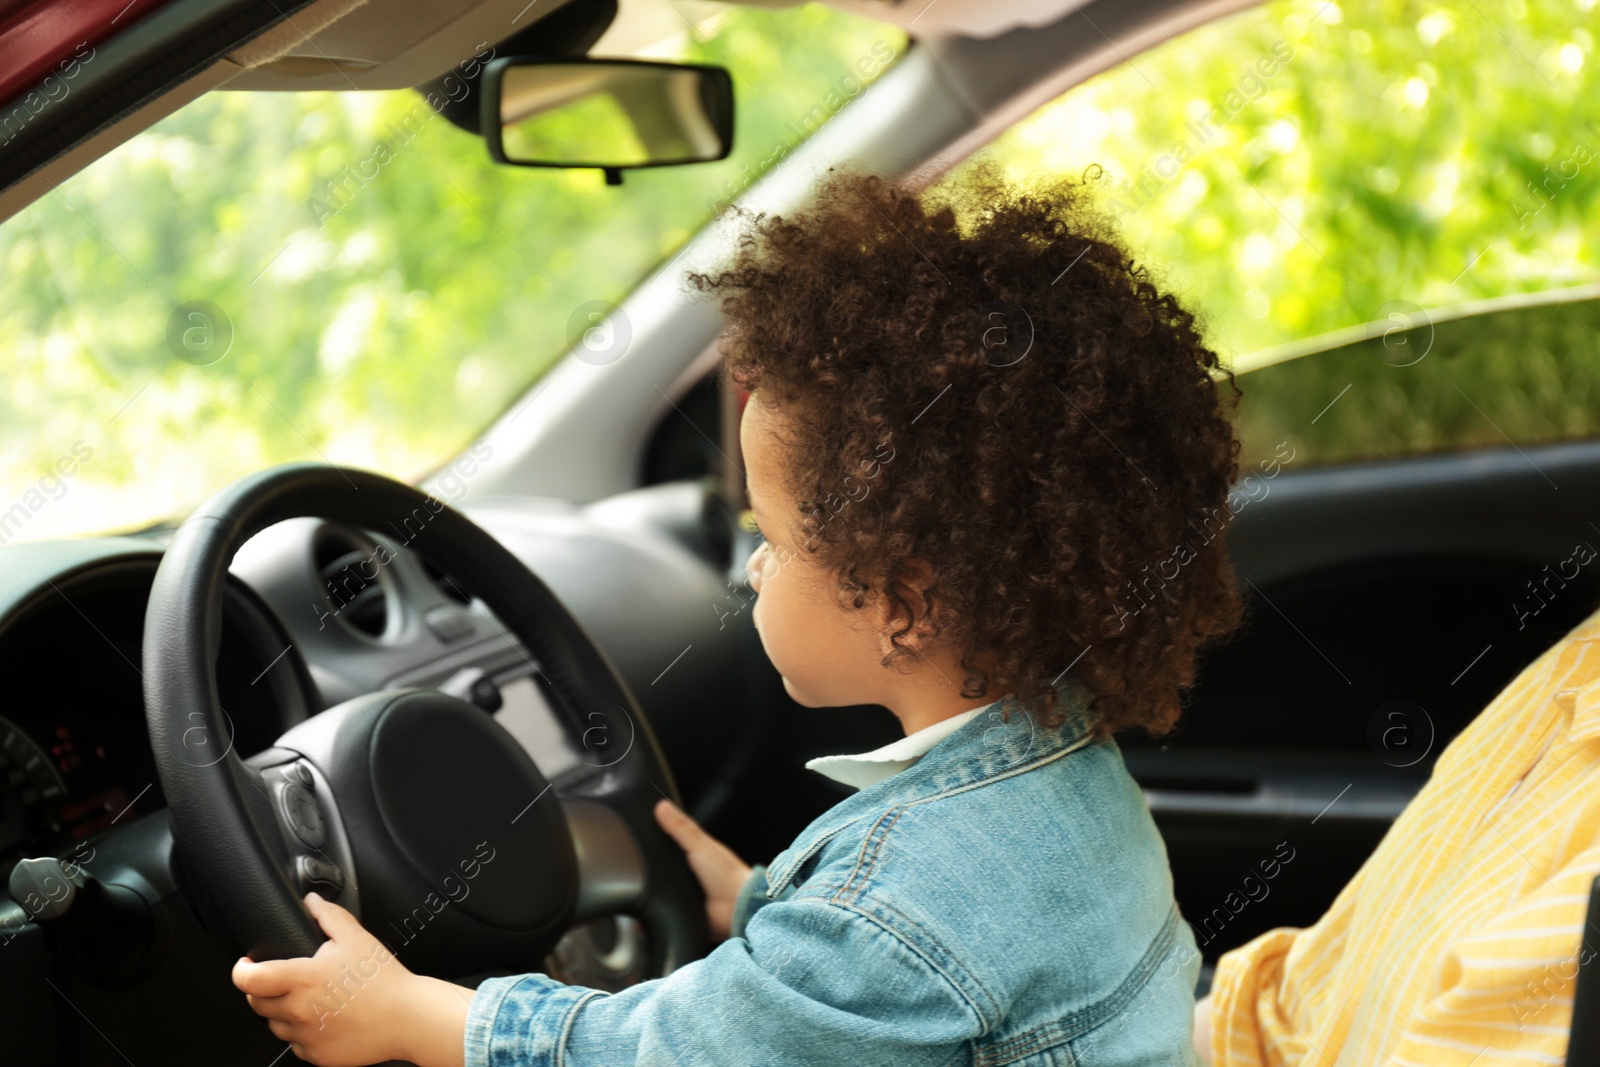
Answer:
[141,462,707,979]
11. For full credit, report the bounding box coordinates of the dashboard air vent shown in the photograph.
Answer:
[314,531,390,638]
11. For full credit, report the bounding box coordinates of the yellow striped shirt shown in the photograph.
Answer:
[1211,602,1600,1066]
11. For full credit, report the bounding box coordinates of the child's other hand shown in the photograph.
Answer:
[654,798,753,941]
[231,891,469,1067]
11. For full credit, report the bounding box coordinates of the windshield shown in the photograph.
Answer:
[0,4,904,543]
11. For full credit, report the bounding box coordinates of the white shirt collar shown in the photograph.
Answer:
[804,698,1008,791]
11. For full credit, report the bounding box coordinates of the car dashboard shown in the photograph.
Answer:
[0,550,302,886]
[0,481,761,895]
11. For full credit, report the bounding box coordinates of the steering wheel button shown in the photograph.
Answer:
[281,782,327,848]
[292,760,315,788]
[296,856,345,890]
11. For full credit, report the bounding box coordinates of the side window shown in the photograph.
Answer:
[949,0,1597,470]
[642,372,722,486]
[1234,292,1600,467]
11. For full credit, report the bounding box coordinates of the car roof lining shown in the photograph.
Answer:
[225,0,373,69]
[223,0,592,90]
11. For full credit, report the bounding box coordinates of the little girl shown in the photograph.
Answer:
[234,161,1246,1066]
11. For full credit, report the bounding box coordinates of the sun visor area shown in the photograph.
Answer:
[222,0,590,90]
[226,0,375,69]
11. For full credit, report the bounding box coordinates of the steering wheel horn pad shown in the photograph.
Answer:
[270,689,579,973]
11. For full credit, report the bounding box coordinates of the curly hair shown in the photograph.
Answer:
[686,159,1246,738]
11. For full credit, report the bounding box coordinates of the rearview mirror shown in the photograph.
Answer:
[482,57,734,184]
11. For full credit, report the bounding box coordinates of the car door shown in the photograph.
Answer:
[1133,287,1600,961]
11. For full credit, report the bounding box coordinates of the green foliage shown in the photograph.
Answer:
[1235,293,1600,465]
[0,4,903,539]
[953,0,1598,465]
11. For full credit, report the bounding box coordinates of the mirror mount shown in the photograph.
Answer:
[418,0,619,137]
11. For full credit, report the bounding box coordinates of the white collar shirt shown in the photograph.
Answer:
[803,698,1008,791]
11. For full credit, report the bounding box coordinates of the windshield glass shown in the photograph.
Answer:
[0,4,904,543]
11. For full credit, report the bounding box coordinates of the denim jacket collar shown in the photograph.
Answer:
[765,675,1099,898]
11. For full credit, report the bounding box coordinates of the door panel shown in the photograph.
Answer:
[1134,441,1600,959]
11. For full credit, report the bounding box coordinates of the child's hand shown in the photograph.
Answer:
[654,798,753,941]
[231,891,471,1067]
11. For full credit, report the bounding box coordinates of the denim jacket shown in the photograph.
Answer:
[464,677,1201,1066]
